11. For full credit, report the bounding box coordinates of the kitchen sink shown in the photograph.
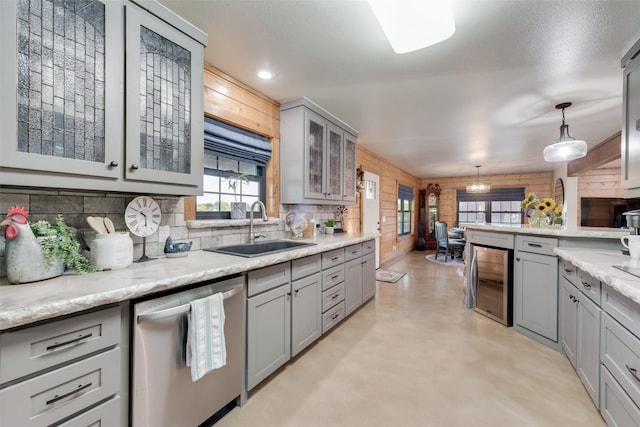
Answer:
[204,240,316,258]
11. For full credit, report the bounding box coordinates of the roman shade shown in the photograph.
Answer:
[204,117,271,166]
[398,184,415,201]
[457,188,524,202]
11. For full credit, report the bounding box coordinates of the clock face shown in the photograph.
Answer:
[125,196,161,237]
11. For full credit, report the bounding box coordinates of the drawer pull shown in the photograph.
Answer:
[351,250,359,254]
[564,268,573,274]
[331,294,340,300]
[46,332,93,351]
[626,365,640,383]
[331,313,340,321]
[46,382,92,405]
[527,243,543,248]
[331,275,339,280]
[581,281,592,289]
[331,256,340,261]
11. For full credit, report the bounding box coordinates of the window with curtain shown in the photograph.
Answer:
[197,118,271,219]
[456,188,525,225]
[398,184,414,236]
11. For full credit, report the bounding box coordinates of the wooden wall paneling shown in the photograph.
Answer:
[187,65,281,219]
[576,167,623,224]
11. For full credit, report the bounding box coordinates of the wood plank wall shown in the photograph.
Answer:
[346,146,421,267]
[420,172,554,227]
[576,167,623,225]
[184,65,281,220]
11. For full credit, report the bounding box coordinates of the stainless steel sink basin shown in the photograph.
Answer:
[204,240,316,258]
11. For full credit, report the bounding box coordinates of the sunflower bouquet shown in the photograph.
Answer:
[520,193,564,226]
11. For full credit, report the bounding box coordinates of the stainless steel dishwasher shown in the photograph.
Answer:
[131,275,244,427]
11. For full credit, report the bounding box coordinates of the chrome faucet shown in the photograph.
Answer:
[249,201,269,243]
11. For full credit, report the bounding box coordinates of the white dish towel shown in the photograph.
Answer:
[186,292,227,381]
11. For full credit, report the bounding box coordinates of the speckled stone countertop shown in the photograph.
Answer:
[462,223,629,239]
[0,233,377,331]
[555,247,640,304]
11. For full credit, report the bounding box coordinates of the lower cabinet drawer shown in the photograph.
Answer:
[0,348,120,427]
[362,239,375,255]
[578,269,601,305]
[322,301,345,334]
[344,243,362,262]
[56,395,120,427]
[560,259,578,286]
[322,264,344,291]
[0,306,121,384]
[322,283,345,312]
[601,313,640,406]
[247,262,291,297]
[601,365,640,427]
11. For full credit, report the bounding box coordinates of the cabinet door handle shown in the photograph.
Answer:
[581,281,591,289]
[130,164,139,170]
[569,295,574,301]
[109,161,119,167]
[527,243,543,248]
[627,365,640,383]
[46,382,92,405]
[294,289,299,295]
[516,258,521,262]
[46,332,93,351]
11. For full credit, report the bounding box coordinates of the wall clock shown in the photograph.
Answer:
[125,196,161,261]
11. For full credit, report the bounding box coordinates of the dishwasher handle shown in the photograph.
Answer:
[137,284,243,324]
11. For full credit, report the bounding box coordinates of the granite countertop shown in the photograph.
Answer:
[554,247,640,304]
[0,233,377,331]
[462,223,629,239]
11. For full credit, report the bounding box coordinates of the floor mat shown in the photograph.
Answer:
[425,253,465,268]
[376,269,407,283]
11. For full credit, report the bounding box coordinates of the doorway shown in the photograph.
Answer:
[362,171,381,269]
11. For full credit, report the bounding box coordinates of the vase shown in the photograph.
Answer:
[528,212,549,227]
[230,202,246,219]
[326,226,334,234]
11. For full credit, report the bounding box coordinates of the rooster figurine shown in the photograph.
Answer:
[1,206,64,284]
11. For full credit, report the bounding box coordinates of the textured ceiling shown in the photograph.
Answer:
[158,0,640,178]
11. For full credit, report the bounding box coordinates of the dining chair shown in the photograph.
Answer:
[434,221,465,262]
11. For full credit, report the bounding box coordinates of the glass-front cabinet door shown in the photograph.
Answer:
[124,2,203,187]
[0,0,122,178]
[342,133,357,203]
[326,123,343,201]
[304,109,326,199]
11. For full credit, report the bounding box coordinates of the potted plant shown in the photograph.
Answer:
[324,219,336,234]
[227,172,249,219]
[2,207,95,284]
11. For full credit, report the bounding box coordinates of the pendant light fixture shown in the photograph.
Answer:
[466,165,490,193]
[543,102,588,162]
[367,0,455,54]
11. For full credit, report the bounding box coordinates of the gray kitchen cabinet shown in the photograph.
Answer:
[247,256,322,390]
[622,38,640,194]
[561,276,579,368]
[513,235,559,350]
[344,257,363,316]
[321,249,346,334]
[246,282,291,391]
[576,286,602,408]
[362,241,376,302]
[291,272,322,357]
[600,282,640,425]
[280,97,358,205]
[0,306,122,427]
[246,262,291,391]
[0,0,207,196]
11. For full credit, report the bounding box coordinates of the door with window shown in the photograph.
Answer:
[362,171,380,269]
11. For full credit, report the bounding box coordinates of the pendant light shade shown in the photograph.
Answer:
[466,165,490,193]
[543,102,588,162]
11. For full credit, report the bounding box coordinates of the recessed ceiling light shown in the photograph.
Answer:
[257,69,273,80]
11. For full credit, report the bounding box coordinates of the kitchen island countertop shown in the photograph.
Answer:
[462,223,629,239]
[555,247,640,304]
[0,233,377,331]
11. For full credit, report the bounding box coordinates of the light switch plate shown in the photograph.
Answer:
[158,225,170,243]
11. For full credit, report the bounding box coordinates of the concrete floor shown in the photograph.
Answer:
[216,251,605,427]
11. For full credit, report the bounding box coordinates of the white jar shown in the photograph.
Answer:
[90,232,133,270]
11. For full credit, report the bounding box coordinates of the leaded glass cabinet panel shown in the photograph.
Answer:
[304,109,326,199]
[343,133,357,203]
[326,123,343,201]
[125,2,203,187]
[0,0,122,178]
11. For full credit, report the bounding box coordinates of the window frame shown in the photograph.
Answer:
[456,188,525,226]
[398,196,412,236]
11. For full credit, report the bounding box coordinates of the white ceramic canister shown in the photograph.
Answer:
[90,232,133,270]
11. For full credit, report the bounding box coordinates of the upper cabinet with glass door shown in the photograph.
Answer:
[280,97,358,205]
[622,38,640,196]
[0,0,207,195]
